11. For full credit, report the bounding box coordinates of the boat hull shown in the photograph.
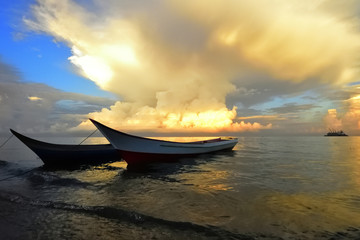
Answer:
[119,146,235,165]
[10,129,120,167]
[90,119,238,166]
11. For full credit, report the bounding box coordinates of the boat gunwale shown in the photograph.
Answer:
[160,140,238,149]
[10,129,113,149]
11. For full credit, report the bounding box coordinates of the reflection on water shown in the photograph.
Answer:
[1,136,360,239]
[328,137,360,188]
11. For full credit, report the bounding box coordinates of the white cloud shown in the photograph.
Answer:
[23,0,360,133]
[0,58,115,135]
[28,96,43,101]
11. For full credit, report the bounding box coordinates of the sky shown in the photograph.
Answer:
[0,0,360,136]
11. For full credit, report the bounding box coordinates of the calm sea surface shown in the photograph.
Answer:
[1,136,360,239]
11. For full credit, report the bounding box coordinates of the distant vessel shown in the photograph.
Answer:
[324,129,348,137]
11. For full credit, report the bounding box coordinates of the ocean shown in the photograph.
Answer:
[0,135,360,239]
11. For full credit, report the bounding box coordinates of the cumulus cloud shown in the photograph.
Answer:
[323,88,360,135]
[174,0,360,83]
[0,58,115,135]
[24,0,360,133]
[72,102,271,134]
[324,109,343,131]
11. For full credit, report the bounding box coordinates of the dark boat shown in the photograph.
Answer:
[324,129,348,137]
[90,119,238,166]
[10,129,120,166]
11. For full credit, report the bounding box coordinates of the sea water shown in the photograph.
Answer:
[0,136,360,239]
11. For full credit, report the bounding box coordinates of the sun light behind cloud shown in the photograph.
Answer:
[103,45,139,66]
[74,103,272,133]
[69,47,113,87]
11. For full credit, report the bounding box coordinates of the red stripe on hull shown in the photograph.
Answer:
[119,146,235,166]
[118,150,192,165]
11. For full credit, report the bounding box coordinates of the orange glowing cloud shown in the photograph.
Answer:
[75,103,271,133]
[342,95,360,131]
[324,91,360,133]
[324,109,343,131]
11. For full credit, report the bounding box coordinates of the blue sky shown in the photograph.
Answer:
[0,0,113,98]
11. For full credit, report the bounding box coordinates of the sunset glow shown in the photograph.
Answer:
[76,104,271,133]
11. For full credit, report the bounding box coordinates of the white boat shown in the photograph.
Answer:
[90,119,238,166]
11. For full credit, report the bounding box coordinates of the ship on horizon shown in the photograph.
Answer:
[324,129,348,137]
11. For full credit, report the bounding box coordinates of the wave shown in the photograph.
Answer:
[0,191,252,240]
[0,159,8,166]
[27,171,90,187]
